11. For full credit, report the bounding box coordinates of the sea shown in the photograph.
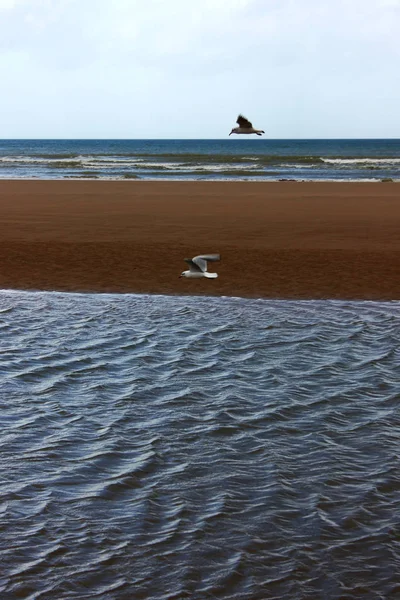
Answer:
[1,291,400,599]
[1,140,400,599]
[1,138,400,181]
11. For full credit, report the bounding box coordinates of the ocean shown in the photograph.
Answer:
[1,138,400,181]
[1,291,400,599]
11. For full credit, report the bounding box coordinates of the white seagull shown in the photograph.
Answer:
[229,114,265,136]
[180,254,220,279]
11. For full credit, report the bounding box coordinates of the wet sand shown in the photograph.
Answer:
[0,179,399,299]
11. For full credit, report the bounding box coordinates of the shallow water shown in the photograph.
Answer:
[1,291,400,599]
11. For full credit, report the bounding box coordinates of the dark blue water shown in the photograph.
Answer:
[1,291,400,599]
[1,139,400,181]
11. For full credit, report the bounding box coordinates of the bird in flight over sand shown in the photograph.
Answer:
[180,254,220,279]
[229,115,265,136]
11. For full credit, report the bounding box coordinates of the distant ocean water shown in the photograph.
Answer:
[1,291,400,599]
[1,139,400,181]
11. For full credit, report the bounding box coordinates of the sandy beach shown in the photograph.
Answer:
[0,179,399,299]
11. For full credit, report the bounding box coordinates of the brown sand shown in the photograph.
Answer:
[0,180,399,299]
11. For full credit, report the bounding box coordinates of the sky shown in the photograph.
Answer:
[0,0,399,138]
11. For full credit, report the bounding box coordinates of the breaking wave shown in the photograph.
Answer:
[1,139,400,181]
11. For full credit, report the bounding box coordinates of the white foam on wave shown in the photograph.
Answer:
[0,156,84,164]
[81,161,262,172]
[322,157,400,165]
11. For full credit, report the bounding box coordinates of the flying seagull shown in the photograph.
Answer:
[229,114,265,136]
[180,254,220,279]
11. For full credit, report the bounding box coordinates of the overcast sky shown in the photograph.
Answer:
[0,0,399,138]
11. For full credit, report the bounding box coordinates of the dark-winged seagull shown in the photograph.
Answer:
[229,114,265,136]
[179,254,220,279]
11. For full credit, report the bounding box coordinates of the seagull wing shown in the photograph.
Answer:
[192,254,221,272]
[237,114,253,128]
[184,258,203,273]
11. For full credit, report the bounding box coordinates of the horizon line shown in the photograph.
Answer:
[1,137,400,141]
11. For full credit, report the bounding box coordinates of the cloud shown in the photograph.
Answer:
[0,0,399,137]
[1,0,399,69]
[0,0,17,9]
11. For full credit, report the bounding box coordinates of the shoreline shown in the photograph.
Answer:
[2,288,400,306]
[1,179,400,300]
[0,177,398,183]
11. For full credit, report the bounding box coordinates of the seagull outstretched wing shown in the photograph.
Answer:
[185,254,220,273]
[237,115,253,129]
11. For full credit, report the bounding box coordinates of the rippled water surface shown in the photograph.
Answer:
[1,291,400,599]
